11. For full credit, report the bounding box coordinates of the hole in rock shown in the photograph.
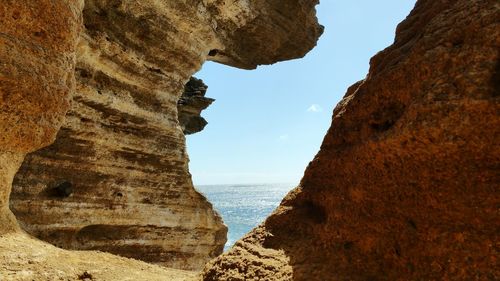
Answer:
[208,49,219,56]
[301,200,328,224]
[48,181,73,198]
[77,271,94,280]
[76,67,93,79]
[369,102,406,132]
[12,11,20,20]
[491,59,500,96]
[407,218,417,230]
[394,243,402,257]
[343,241,354,250]
[33,30,46,38]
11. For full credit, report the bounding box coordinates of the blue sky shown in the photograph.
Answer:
[188,1,416,185]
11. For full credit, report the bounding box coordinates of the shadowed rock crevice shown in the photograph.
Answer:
[369,102,405,133]
[492,59,500,97]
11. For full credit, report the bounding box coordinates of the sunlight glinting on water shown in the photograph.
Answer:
[196,183,292,251]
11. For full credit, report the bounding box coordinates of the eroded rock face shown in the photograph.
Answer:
[0,0,83,153]
[0,0,83,234]
[203,0,500,280]
[8,0,322,271]
[205,0,324,69]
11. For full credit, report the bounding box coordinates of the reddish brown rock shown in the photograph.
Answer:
[0,1,83,153]
[0,0,83,234]
[203,0,500,280]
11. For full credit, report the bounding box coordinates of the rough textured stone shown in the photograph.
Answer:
[0,233,198,281]
[178,77,215,135]
[0,0,83,153]
[6,0,322,272]
[0,152,24,235]
[205,0,324,69]
[0,0,84,234]
[203,0,500,280]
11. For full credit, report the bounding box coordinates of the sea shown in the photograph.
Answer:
[196,183,293,251]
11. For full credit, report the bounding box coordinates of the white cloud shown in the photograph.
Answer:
[278,134,289,141]
[307,104,323,113]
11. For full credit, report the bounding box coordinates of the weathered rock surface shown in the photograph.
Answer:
[5,0,322,272]
[0,233,198,281]
[178,77,214,135]
[203,0,500,280]
[0,0,83,234]
[0,0,83,154]
[4,2,180,280]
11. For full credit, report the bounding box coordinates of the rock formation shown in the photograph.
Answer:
[3,1,181,280]
[11,69,223,270]
[0,232,199,281]
[2,0,322,275]
[1,0,83,235]
[203,0,500,280]
[178,77,214,135]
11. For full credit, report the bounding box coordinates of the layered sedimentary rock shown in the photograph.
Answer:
[7,0,323,272]
[178,77,214,135]
[204,0,500,280]
[10,4,226,268]
[3,1,183,279]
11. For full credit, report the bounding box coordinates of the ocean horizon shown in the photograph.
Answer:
[196,183,294,251]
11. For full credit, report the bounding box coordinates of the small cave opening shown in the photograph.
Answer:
[48,181,74,198]
[208,49,219,57]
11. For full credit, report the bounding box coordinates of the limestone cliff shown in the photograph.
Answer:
[203,0,500,280]
[3,0,322,275]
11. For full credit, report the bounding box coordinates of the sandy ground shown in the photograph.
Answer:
[0,232,199,281]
